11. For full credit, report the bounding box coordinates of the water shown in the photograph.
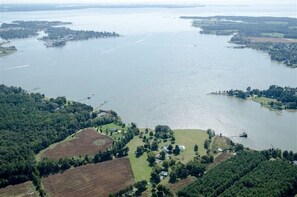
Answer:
[0,5,296,151]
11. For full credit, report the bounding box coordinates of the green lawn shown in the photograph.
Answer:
[98,123,127,140]
[126,136,152,182]
[173,129,208,164]
[126,129,209,182]
[250,96,283,110]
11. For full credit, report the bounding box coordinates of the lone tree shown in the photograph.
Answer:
[173,145,181,155]
[194,144,198,152]
[169,171,177,183]
[147,152,156,166]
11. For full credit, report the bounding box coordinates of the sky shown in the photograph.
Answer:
[0,0,296,5]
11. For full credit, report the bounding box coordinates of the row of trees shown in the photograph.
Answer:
[178,151,267,197]
[178,149,297,197]
[220,160,297,196]
[38,123,139,177]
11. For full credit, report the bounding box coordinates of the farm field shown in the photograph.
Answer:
[38,128,113,160]
[0,181,38,197]
[42,158,134,197]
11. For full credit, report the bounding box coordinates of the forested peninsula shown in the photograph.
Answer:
[211,85,297,110]
[181,16,297,67]
[0,20,119,49]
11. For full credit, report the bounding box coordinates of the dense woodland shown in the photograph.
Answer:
[0,21,119,47]
[226,85,297,109]
[181,16,297,67]
[178,151,297,197]
[0,85,119,189]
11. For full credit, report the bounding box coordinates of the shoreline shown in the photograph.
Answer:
[209,91,297,112]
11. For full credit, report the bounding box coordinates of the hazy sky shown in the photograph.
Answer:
[1,0,296,5]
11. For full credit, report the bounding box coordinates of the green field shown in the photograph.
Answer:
[126,136,153,182]
[174,129,208,163]
[126,128,208,183]
[99,123,127,140]
[250,96,283,110]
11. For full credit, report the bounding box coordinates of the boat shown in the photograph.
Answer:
[239,132,248,138]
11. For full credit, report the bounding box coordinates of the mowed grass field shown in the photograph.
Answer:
[0,181,38,197]
[174,129,208,163]
[42,158,134,197]
[37,128,112,160]
[127,129,208,182]
[127,136,153,182]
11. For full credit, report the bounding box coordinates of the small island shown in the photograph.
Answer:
[211,85,297,110]
[0,20,120,49]
[0,41,17,57]
[180,16,297,68]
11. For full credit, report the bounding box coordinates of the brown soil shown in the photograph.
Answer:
[167,176,197,194]
[0,181,38,197]
[42,158,134,197]
[41,128,112,160]
[207,152,233,170]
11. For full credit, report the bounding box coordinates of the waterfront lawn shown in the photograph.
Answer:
[174,129,208,164]
[250,96,283,110]
[98,123,127,140]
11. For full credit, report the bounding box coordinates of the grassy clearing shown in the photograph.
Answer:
[173,129,208,164]
[126,136,152,182]
[99,123,127,140]
[211,136,232,152]
[250,96,283,110]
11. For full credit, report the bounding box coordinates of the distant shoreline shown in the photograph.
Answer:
[0,3,205,12]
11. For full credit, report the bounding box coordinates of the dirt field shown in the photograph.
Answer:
[0,181,38,197]
[41,128,113,160]
[248,36,297,43]
[167,176,197,194]
[42,158,134,197]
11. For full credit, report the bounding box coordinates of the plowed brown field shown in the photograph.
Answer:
[0,181,38,197]
[41,128,113,160]
[42,158,134,197]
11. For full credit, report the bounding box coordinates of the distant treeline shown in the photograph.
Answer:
[0,85,119,189]
[0,4,202,12]
[181,16,297,67]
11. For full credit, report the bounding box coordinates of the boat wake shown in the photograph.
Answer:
[0,64,30,71]
[135,34,151,44]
